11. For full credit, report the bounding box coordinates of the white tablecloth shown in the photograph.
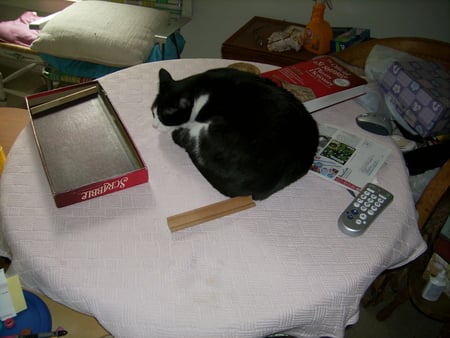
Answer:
[0,59,426,338]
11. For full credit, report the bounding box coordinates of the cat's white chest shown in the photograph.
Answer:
[185,94,210,157]
[186,93,210,139]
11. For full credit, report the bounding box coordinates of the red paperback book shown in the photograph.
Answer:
[261,56,368,112]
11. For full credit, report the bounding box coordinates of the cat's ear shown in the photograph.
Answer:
[159,68,174,85]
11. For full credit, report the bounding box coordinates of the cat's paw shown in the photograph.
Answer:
[152,115,175,133]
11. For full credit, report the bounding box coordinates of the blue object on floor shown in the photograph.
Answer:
[0,290,52,335]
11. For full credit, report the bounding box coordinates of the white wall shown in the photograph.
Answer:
[0,0,74,17]
[0,0,74,16]
[181,0,450,58]
[1,0,448,59]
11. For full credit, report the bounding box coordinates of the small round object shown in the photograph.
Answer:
[333,78,350,87]
[227,62,261,75]
[3,318,15,329]
[20,328,32,335]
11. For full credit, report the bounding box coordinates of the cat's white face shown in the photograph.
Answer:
[151,106,176,132]
[152,94,210,133]
[151,106,160,128]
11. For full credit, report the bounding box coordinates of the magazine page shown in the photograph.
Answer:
[310,123,391,192]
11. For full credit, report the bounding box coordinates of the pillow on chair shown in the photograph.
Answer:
[30,1,170,67]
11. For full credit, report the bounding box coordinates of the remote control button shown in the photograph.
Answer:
[371,205,378,211]
[353,202,360,208]
[360,213,367,220]
[368,209,375,216]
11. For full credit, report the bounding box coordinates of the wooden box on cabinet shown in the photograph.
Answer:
[222,16,316,67]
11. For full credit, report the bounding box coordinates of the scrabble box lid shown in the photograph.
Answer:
[26,81,149,207]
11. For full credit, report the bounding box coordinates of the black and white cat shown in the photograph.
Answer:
[151,67,319,200]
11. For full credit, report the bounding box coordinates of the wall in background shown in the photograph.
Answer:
[181,0,450,58]
[1,0,448,59]
[0,0,73,17]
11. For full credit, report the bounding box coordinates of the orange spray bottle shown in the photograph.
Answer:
[303,0,333,55]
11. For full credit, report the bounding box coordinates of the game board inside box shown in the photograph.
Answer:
[26,82,148,207]
[380,60,450,138]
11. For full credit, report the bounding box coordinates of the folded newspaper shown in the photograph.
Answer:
[310,123,392,192]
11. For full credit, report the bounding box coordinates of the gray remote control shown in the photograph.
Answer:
[338,183,393,236]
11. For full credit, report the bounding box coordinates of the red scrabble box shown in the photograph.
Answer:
[26,81,148,207]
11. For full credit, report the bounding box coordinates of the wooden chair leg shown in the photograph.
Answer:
[375,254,428,321]
[362,265,408,309]
[376,286,410,321]
[362,271,402,307]
[438,321,450,338]
[361,273,389,307]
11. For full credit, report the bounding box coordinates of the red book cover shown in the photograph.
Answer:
[261,56,367,112]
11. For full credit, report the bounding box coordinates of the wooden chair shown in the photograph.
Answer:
[0,0,192,103]
[364,159,450,320]
[333,37,450,323]
[39,0,192,86]
[333,36,450,70]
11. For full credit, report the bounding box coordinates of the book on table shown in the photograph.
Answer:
[261,55,368,112]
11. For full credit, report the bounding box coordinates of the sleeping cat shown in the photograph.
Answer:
[151,67,319,200]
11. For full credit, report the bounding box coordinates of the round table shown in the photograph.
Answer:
[0,59,426,338]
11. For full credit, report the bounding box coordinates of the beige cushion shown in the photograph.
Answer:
[31,1,170,67]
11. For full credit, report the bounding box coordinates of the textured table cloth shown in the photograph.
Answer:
[0,59,426,338]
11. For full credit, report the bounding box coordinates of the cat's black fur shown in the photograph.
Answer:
[151,67,319,200]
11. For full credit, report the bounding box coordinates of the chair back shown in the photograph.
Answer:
[416,159,450,231]
[333,37,450,70]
